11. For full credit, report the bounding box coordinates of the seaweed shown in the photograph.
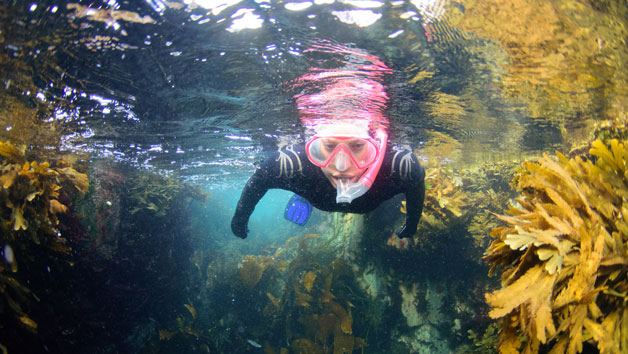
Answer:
[208,234,369,354]
[127,174,207,218]
[400,159,470,234]
[462,323,500,354]
[485,137,628,353]
[0,141,88,338]
[446,0,628,151]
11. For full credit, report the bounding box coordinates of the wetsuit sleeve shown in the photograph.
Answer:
[231,156,279,239]
[395,152,426,238]
[231,146,306,238]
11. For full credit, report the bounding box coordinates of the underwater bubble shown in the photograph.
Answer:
[3,244,14,264]
[247,339,261,348]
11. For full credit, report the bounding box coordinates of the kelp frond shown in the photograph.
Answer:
[485,138,628,354]
[0,141,26,164]
[402,159,470,231]
[0,140,88,336]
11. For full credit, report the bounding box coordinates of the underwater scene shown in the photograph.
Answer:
[2,0,628,353]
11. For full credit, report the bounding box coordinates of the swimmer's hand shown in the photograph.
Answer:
[231,215,249,239]
[396,224,415,239]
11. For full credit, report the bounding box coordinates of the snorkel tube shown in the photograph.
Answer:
[336,129,388,203]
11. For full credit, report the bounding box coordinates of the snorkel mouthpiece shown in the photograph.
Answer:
[336,178,369,204]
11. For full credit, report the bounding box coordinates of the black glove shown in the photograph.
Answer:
[396,224,415,239]
[231,215,249,239]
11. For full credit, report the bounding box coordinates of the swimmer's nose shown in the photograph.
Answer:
[334,150,350,171]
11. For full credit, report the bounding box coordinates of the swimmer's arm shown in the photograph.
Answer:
[231,157,281,238]
[397,158,426,238]
[400,180,425,236]
[233,170,270,219]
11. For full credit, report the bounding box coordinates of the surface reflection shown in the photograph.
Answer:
[0,0,625,185]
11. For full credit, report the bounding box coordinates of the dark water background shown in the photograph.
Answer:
[1,0,624,353]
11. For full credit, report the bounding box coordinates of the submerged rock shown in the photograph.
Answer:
[395,323,451,354]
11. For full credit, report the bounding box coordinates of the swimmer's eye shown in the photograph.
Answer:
[349,142,365,151]
[324,143,337,151]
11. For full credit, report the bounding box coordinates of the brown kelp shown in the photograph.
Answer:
[398,156,514,256]
[485,138,628,353]
[175,233,368,354]
[462,323,500,354]
[0,140,88,335]
[446,0,628,150]
[465,163,517,252]
[272,252,366,354]
[127,174,207,218]
[400,159,469,234]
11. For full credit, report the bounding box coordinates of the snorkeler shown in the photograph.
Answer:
[231,40,424,240]
[230,121,425,240]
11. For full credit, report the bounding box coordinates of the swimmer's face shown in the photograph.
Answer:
[317,137,368,188]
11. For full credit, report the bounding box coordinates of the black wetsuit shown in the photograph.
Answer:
[231,144,426,239]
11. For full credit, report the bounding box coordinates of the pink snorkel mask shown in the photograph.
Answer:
[306,127,388,203]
